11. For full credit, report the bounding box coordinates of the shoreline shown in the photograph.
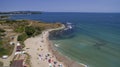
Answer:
[24,24,87,67]
[47,25,87,67]
[47,38,87,67]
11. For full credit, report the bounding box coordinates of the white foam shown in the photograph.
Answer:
[55,44,59,47]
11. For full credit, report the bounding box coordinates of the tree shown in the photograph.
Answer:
[25,26,35,37]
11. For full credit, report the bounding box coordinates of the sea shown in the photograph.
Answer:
[10,12,120,67]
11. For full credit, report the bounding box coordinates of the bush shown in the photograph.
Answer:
[0,40,3,47]
[25,26,35,37]
[0,28,5,32]
[33,27,42,36]
[0,61,3,66]
[18,33,28,41]
[0,48,8,57]
[15,26,24,33]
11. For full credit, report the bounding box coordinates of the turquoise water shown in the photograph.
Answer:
[10,12,120,67]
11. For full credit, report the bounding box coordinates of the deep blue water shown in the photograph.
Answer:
[10,12,120,67]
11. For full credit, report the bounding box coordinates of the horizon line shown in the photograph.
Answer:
[0,10,120,13]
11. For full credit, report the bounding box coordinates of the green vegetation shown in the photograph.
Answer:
[0,61,3,66]
[0,15,9,20]
[0,20,28,25]
[0,19,62,55]
[18,33,28,47]
[25,53,31,67]
[33,26,42,36]
[0,27,14,57]
[24,26,42,37]
[15,26,25,33]
[0,39,14,57]
[0,28,5,36]
[0,40,3,46]
[0,16,8,18]
[18,33,28,41]
[0,47,8,56]
[0,28,5,33]
[17,26,42,47]
[0,11,41,14]
[25,26,35,37]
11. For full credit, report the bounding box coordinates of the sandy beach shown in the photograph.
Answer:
[24,25,87,67]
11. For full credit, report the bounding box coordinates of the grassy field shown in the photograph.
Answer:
[0,39,14,57]
[0,28,14,57]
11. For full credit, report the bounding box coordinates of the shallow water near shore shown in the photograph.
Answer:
[10,12,120,67]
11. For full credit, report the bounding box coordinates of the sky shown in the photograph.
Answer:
[0,0,120,12]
